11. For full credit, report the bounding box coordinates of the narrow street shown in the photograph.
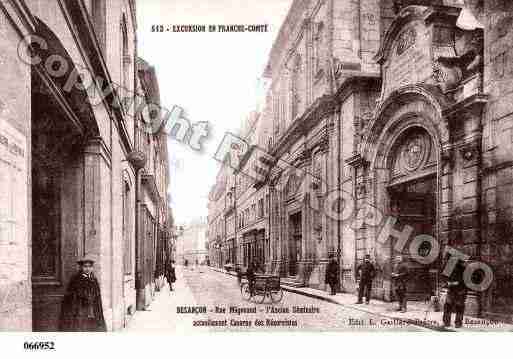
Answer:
[125,266,431,332]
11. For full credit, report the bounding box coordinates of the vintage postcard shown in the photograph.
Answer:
[1,0,513,347]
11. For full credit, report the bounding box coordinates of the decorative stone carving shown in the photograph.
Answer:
[391,128,435,177]
[311,155,323,194]
[127,150,147,170]
[313,22,325,78]
[393,0,443,14]
[345,153,369,169]
[441,145,453,165]
[313,208,322,233]
[376,5,484,100]
[432,60,463,92]
[401,133,429,171]
[459,142,480,162]
[356,183,367,196]
[435,28,484,91]
[396,27,417,56]
[331,57,343,80]
[285,170,302,199]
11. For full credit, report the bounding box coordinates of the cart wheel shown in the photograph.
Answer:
[270,289,283,303]
[252,290,266,304]
[241,283,251,301]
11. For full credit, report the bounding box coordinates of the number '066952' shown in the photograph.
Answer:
[24,341,55,350]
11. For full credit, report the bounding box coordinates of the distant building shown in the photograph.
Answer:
[176,218,208,265]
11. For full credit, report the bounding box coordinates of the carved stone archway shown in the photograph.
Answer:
[355,87,448,300]
[31,17,103,331]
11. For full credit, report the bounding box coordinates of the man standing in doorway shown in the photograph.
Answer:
[392,255,409,312]
[356,254,376,304]
[59,255,106,332]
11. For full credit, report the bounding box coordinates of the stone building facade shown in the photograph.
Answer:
[207,111,272,272]
[175,217,207,266]
[207,0,513,321]
[207,157,232,268]
[0,0,171,331]
[136,57,171,310]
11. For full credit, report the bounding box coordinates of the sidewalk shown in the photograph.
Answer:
[210,266,513,332]
[123,266,207,333]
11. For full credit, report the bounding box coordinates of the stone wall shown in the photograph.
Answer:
[0,2,32,331]
[480,0,513,317]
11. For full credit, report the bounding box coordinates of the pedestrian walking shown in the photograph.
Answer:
[325,256,339,295]
[356,254,376,304]
[442,258,467,328]
[391,255,409,312]
[166,260,176,292]
[59,255,106,332]
[235,265,242,287]
[246,261,256,295]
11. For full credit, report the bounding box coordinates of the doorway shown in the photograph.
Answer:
[388,176,438,300]
[288,212,302,276]
[30,17,99,331]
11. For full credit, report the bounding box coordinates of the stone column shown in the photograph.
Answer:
[345,154,369,294]
[83,137,112,327]
[444,97,486,316]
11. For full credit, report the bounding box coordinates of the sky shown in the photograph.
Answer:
[137,0,292,225]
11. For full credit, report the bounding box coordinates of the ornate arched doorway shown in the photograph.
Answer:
[386,126,438,299]
[355,85,450,301]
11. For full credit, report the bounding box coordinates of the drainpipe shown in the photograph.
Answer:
[127,149,146,311]
[135,168,143,310]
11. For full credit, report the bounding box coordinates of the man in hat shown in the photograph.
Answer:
[165,259,176,292]
[391,255,409,312]
[356,254,376,304]
[442,257,468,328]
[59,255,106,331]
[325,256,339,295]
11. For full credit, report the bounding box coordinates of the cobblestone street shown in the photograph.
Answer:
[125,266,431,332]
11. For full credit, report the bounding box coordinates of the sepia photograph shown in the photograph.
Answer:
[0,0,513,355]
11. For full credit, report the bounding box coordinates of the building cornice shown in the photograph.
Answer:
[334,73,382,103]
[62,0,134,156]
[271,93,336,159]
[264,0,310,79]
[271,74,381,159]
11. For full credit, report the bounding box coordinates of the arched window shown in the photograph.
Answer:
[120,14,131,108]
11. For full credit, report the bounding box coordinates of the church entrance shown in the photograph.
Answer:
[388,176,438,300]
[386,126,439,301]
